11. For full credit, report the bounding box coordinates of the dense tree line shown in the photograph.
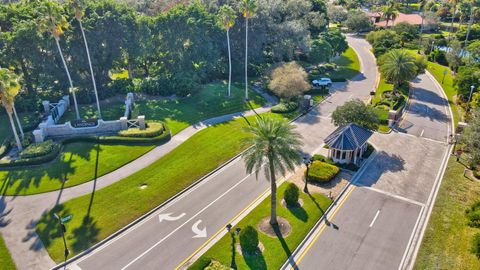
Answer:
[0,0,329,112]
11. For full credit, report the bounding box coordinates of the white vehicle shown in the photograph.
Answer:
[312,78,332,87]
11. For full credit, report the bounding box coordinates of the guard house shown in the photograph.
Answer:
[324,123,373,165]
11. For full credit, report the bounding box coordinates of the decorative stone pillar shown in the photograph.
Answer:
[120,116,128,130]
[388,109,397,127]
[138,115,146,130]
[42,101,50,114]
[33,129,44,143]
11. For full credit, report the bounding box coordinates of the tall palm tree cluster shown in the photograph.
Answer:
[381,1,399,27]
[218,0,256,100]
[36,0,102,120]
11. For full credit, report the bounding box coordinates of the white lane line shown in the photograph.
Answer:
[120,167,259,270]
[420,129,425,137]
[359,186,425,207]
[67,264,82,270]
[369,210,380,228]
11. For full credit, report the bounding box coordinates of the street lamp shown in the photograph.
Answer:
[303,156,313,193]
[468,85,476,112]
[53,213,69,265]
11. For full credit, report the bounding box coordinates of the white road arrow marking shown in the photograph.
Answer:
[192,220,207,238]
[158,213,185,223]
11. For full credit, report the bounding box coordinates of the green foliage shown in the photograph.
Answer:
[239,225,259,254]
[414,54,428,75]
[454,66,480,101]
[284,183,300,207]
[366,30,401,57]
[309,39,333,63]
[466,201,480,228]
[0,235,16,270]
[20,140,56,159]
[307,161,340,183]
[462,109,480,168]
[271,101,299,113]
[471,233,480,259]
[392,22,420,43]
[268,62,310,100]
[345,9,372,33]
[320,29,348,56]
[204,260,233,270]
[1,143,61,167]
[331,99,379,130]
[456,24,480,42]
[312,154,335,164]
[428,49,448,66]
[107,78,135,94]
[379,49,417,90]
[118,122,165,138]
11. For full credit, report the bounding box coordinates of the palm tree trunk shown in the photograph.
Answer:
[227,28,232,97]
[450,5,457,39]
[268,158,278,226]
[12,104,24,139]
[465,8,474,47]
[245,16,249,100]
[7,111,22,151]
[79,20,102,119]
[55,37,80,119]
[420,13,424,34]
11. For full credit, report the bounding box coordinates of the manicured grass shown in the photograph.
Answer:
[0,234,16,270]
[415,157,480,270]
[0,142,154,195]
[371,75,394,133]
[189,182,332,270]
[426,61,461,127]
[62,82,265,135]
[36,113,286,263]
[371,75,394,105]
[329,47,361,81]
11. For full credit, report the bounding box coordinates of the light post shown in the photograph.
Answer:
[53,213,69,266]
[468,85,476,112]
[303,156,313,193]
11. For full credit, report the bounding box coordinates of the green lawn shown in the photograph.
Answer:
[415,157,480,270]
[0,235,16,270]
[36,113,288,263]
[329,47,361,81]
[371,75,396,133]
[189,182,332,270]
[0,142,154,196]
[426,61,461,127]
[0,113,38,142]
[371,75,394,105]
[62,82,265,135]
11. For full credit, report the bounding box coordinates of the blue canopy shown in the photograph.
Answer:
[324,123,373,151]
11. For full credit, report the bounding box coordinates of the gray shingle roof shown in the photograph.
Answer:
[324,123,373,151]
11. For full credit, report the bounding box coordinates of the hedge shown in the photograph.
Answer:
[0,143,61,168]
[20,140,56,159]
[307,161,340,183]
[118,122,164,138]
[312,154,335,165]
[204,260,233,270]
[271,101,299,113]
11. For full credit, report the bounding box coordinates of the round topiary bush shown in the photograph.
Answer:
[118,122,165,138]
[284,183,300,207]
[307,161,340,183]
[239,225,259,255]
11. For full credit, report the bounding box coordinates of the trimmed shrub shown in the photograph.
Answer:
[271,102,299,113]
[20,140,56,159]
[284,183,300,207]
[0,137,12,159]
[311,154,335,165]
[466,201,480,228]
[0,143,61,168]
[239,225,259,254]
[204,260,233,270]
[472,233,480,259]
[307,161,340,183]
[118,122,165,138]
[107,78,135,94]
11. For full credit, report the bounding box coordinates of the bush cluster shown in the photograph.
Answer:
[239,225,259,254]
[137,73,199,97]
[472,233,480,259]
[284,183,300,207]
[312,154,335,165]
[118,122,165,138]
[307,161,340,183]
[204,260,233,270]
[20,140,56,159]
[271,101,299,114]
[466,201,480,228]
[0,143,61,168]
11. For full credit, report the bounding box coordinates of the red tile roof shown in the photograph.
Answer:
[374,13,423,27]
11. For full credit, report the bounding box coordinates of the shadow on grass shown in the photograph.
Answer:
[230,232,237,269]
[273,223,298,270]
[287,204,308,222]
[243,246,267,270]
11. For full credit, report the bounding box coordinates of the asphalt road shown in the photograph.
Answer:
[288,67,452,270]
[65,36,377,270]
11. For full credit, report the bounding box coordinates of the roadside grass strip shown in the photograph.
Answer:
[0,235,16,270]
[188,182,332,270]
[414,157,480,270]
[35,113,285,263]
[330,47,361,81]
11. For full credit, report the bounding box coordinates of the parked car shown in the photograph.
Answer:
[312,78,332,87]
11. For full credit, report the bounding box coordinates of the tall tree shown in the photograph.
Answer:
[332,99,380,130]
[0,68,23,151]
[382,1,399,27]
[218,5,237,97]
[379,49,417,93]
[71,0,102,119]
[449,0,460,39]
[37,0,81,119]
[242,117,303,225]
[240,0,257,100]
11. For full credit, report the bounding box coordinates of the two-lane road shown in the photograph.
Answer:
[65,36,377,270]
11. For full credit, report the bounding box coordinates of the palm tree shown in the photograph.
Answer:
[419,0,431,35]
[449,0,460,39]
[37,0,80,119]
[240,0,257,100]
[71,0,102,119]
[241,117,303,225]
[0,68,23,151]
[382,1,399,27]
[218,5,237,98]
[379,49,417,94]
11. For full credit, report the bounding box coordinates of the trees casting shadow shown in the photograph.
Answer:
[355,150,406,187]
[407,102,449,123]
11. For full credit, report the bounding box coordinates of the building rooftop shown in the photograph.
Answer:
[324,123,373,151]
[375,12,423,27]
